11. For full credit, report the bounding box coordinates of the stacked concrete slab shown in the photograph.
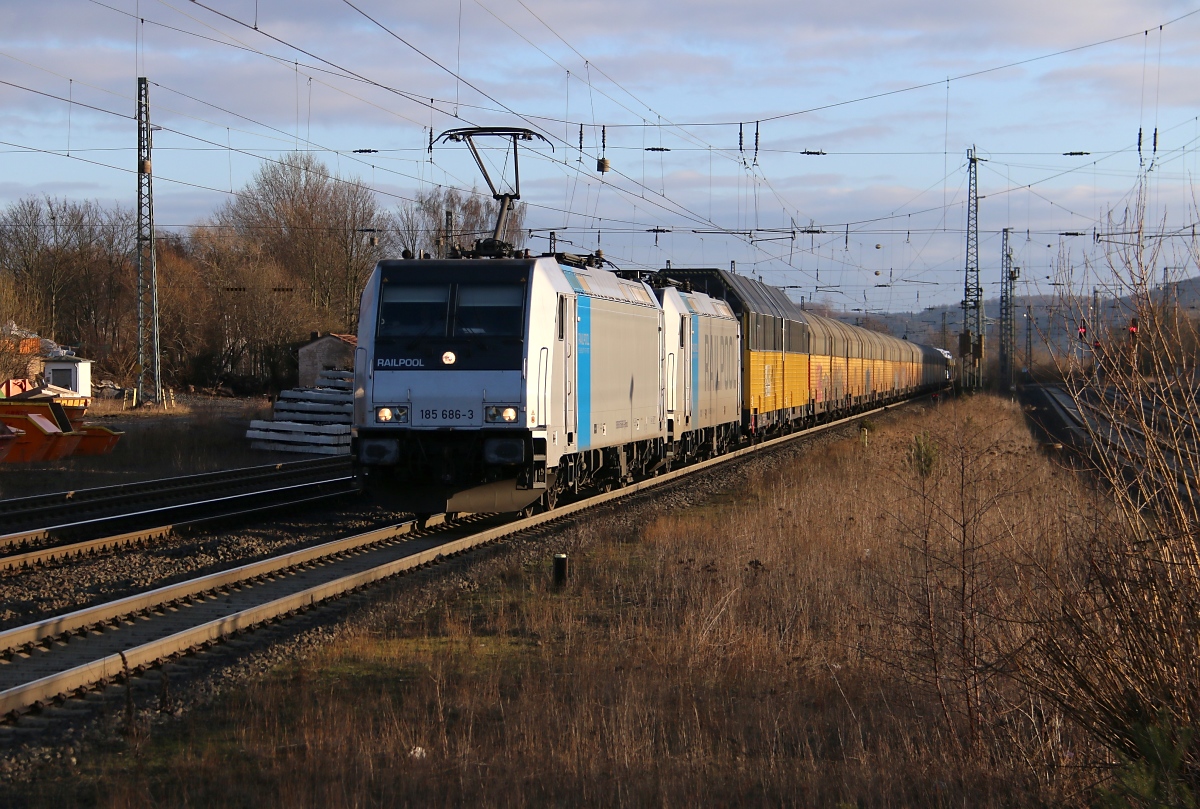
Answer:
[246,370,353,455]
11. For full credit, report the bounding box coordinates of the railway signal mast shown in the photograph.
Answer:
[960,147,983,389]
[135,77,162,406]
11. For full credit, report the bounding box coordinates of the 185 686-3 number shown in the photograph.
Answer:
[420,409,474,421]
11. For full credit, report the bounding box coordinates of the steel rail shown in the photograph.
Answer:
[1076,392,1197,493]
[0,402,902,718]
[0,457,351,541]
[1045,384,1196,499]
[0,477,359,571]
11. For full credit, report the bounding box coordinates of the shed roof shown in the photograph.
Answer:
[304,333,357,348]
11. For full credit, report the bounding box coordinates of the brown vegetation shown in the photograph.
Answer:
[25,395,1167,807]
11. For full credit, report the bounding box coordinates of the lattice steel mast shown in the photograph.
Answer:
[998,228,1019,390]
[960,147,983,389]
[136,77,162,405]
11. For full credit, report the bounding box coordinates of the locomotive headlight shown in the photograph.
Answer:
[485,405,519,423]
[375,406,409,424]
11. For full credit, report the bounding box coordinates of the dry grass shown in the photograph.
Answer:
[84,398,196,419]
[23,395,1109,807]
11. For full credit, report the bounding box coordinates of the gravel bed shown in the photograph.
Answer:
[0,404,922,791]
[0,496,406,630]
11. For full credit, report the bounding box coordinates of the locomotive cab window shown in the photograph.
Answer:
[376,279,527,342]
[454,285,524,337]
[378,284,450,338]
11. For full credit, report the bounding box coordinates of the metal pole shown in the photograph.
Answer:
[999,228,1012,389]
[135,77,161,406]
[962,146,982,389]
[1025,305,1033,379]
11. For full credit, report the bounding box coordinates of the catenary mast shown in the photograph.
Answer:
[135,77,162,405]
[960,147,982,389]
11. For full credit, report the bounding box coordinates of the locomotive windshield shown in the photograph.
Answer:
[377,282,525,339]
[378,284,450,338]
[454,285,524,337]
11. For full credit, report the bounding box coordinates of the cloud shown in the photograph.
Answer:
[2,0,1198,309]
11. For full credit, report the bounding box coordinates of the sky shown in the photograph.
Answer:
[2,0,1200,315]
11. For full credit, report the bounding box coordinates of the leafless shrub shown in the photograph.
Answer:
[1032,182,1200,802]
[867,399,1087,786]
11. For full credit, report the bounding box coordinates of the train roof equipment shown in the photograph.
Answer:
[435,127,551,259]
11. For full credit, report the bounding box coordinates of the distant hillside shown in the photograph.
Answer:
[811,277,1200,355]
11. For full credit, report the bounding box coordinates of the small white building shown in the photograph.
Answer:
[41,356,93,398]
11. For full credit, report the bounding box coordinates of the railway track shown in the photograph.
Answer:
[1037,383,1197,497]
[0,458,360,570]
[0,404,888,719]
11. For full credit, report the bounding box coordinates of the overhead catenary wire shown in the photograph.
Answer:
[6,2,1199,310]
[88,0,1176,246]
[0,63,726,237]
[174,0,765,250]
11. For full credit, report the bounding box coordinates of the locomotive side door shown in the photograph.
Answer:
[560,295,577,445]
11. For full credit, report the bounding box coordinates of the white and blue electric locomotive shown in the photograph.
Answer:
[353,251,685,513]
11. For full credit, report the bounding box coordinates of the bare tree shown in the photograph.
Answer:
[214,152,385,332]
[0,196,136,357]
[387,186,527,258]
[66,203,136,370]
[187,224,320,390]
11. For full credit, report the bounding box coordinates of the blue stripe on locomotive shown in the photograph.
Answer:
[577,295,592,450]
[691,313,700,421]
